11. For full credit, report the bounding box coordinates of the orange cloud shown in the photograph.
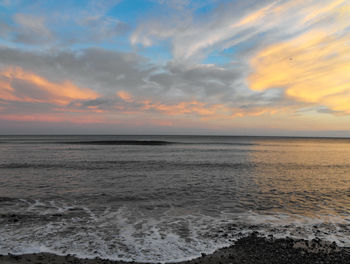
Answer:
[117,90,133,102]
[53,106,106,114]
[0,69,285,125]
[141,99,281,120]
[249,1,350,115]
[233,2,275,28]
[0,67,99,105]
[142,100,222,116]
[302,0,345,24]
[0,113,106,124]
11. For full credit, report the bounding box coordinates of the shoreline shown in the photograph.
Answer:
[1,233,349,264]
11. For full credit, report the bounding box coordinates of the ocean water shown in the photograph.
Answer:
[0,135,349,262]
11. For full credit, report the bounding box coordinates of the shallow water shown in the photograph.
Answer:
[0,135,349,262]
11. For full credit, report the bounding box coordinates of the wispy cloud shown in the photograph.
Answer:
[249,1,350,114]
[131,0,348,60]
[0,66,99,105]
[0,0,127,46]
[12,13,53,44]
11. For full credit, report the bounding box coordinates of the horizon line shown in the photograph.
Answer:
[1,134,350,139]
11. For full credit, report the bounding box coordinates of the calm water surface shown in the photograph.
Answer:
[0,136,349,262]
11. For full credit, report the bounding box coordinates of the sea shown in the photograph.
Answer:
[0,135,349,262]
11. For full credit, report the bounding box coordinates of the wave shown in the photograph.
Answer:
[0,139,258,146]
[65,141,257,146]
[2,160,350,170]
[62,140,175,145]
[0,199,349,263]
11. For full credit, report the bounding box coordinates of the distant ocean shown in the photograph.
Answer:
[0,135,349,262]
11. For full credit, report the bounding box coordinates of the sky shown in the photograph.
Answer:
[0,0,349,136]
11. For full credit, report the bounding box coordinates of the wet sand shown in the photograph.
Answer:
[1,233,349,264]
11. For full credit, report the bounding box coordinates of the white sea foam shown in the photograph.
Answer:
[0,200,349,263]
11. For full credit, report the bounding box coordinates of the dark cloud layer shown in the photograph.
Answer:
[0,45,287,120]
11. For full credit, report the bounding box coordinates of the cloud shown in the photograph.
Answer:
[0,20,11,38]
[0,46,256,105]
[0,0,349,134]
[0,46,283,125]
[148,62,242,100]
[131,0,348,61]
[79,16,130,41]
[0,47,152,94]
[249,2,350,114]
[12,13,53,44]
[0,12,54,45]
[73,0,129,42]
[0,66,99,105]
[131,0,270,59]
[153,0,217,10]
[0,0,127,46]
[0,113,106,124]
[117,90,133,102]
[0,0,19,7]
[131,0,350,121]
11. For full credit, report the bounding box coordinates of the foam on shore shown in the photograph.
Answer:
[0,198,349,263]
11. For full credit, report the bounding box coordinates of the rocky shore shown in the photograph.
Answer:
[1,233,349,264]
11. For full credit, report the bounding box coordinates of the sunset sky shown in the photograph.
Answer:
[0,0,349,136]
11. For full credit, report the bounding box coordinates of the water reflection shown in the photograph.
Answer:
[249,138,350,217]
